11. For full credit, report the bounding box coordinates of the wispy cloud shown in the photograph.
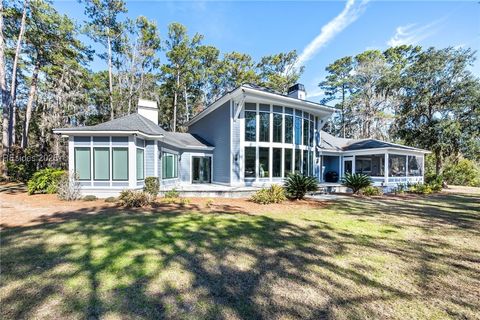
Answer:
[387,21,440,47]
[294,0,369,70]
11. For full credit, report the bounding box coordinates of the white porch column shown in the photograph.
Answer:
[128,136,137,188]
[68,136,74,176]
[384,153,389,185]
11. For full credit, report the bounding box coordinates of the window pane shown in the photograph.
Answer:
[389,155,406,177]
[295,149,301,173]
[162,153,177,179]
[295,116,302,145]
[309,121,314,147]
[245,111,256,142]
[137,148,144,180]
[259,112,270,142]
[113,148,128,180]
[272,148,282,177]
[408,155,423,176]
[303,119,309,145]
[75,147,90,180]
[284,149,292,177]
[94,147,110,180]
[303,150,308,175]
[244,147,256,178]
[273,113,282,143]
[259,147,269,178]
[309,151,313,176]
[285,115,293,144]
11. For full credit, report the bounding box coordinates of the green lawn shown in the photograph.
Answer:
[1,192,479,319]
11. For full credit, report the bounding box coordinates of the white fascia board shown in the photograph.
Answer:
[186,88,240,126]
[342,147,430,156]
[158,139,215,151]
[53,130,164,139]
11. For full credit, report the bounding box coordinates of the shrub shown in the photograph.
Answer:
[284,173,318,200]
[104,197,117,203]
[57,173,81,201]
[250,184,287,204]
[442,158,480,187]
[205,199,214,208]
[408,183,433,195]
[164,188,179,198]
[144,177,160,196]
[83,195,98,201]
[27,168,65,195]
[341,173,371,194]
[118,190,154,207]
[360,186,383,197]
[179,198,191,205]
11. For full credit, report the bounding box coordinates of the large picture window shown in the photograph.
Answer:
[137,148,145,180]
[74,147,91,180]
[162,152,177,179]
[259,147,269,178]
[94,147,110,180]
[302,150,308,175]
[245,111,256,142]
[295,116,302,145]
[295,149,301,173]
[303,118,309,146]
[244,147,256,178]
[112,148,128,180]
[309,121,314,147]
[408,155,423,176]
[272,113,282,143]
[285,115,293,144]
[284,149,292,177]
[272,148,282,177]
[389,155,406,177]
[259,112,270,142]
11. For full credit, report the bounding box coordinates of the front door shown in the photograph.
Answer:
[344,159,353,176]
[192,157,211,183]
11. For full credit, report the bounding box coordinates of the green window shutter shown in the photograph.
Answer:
[75,147,91,180]
[136,148,144,180]
[113,148,128,180]
[94,147,110,180]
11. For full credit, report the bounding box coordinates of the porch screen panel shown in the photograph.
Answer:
[137,148,145,180]
[284,115,293,144]
[272,113,282,143]
[94,147,110,180]
[272,148,282,177]
[389,155,406,177]
[284,149,292,177]
[408,155,423,176]
[112,148,128,180]
[245,111,256,142]
[244,147,256,178]
[74,147,91,180]
[259,112,270,142]
[259,147,269,178]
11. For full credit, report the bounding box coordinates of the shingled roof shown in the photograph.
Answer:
[55,113,167,136]
[161,132,213,149]
[319,130,428,153]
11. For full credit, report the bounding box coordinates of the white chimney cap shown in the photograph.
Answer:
[137,99,158,124]
[138,99,157,109]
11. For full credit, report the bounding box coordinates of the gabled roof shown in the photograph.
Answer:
[187,84,335,127]
[54,113,166,137]
[319,130,429,153]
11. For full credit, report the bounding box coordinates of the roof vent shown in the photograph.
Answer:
[137,99,158,125]
[287,83,306,100]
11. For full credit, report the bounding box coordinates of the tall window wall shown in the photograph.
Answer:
[243,102,316,180]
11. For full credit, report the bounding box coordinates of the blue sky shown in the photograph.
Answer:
[54,0,480,101]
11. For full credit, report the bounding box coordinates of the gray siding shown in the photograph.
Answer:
[188,101,231,184]
[231,105,241,184]
[145,140,155,177]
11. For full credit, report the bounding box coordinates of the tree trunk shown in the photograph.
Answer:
[8,0,28,147]
[107,33,114,120]
[435,149,442,176]
[0,0,9,172]
[21,60,40,149]
[341,83,345,138]
[173,71,179,132]
[184,86,189,122]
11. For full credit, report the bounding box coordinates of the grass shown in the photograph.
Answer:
[1,192,479,319]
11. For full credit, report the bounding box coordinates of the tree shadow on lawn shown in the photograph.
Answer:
[1,197,479,319]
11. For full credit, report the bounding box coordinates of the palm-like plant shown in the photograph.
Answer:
[284,173,318,200]
[341,173,372,194]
